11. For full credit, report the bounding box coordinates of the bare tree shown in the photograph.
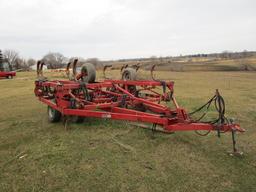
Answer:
[15,58,29,70]
[3,49,19,69]
[42,52,67,69]
[86,58,102,68]
[27,58,36,67]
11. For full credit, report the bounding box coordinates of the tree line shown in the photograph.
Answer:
[1,49,102,70]
[2,49,255,71]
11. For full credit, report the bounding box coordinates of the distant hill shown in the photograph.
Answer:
[106,51,256,72]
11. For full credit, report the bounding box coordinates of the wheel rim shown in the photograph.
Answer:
[123,72,130,80]
[81,68,88,80]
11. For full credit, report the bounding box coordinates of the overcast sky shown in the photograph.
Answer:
[0,0,255,60]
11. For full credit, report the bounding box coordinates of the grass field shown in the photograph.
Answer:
[0,71,256,192]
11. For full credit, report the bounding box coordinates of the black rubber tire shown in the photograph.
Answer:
[6,75,13,79]
[81,63,96,83]
[70,116,84,123]
[48,106,62,123]
[122,67,137,81]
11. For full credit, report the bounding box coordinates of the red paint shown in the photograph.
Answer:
[0,71,16,78]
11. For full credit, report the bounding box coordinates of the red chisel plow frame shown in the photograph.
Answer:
[34,60,245,154]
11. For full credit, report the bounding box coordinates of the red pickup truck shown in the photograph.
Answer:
[0,51,16,79]
[0,71,16,79]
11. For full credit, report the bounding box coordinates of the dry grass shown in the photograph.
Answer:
[0,70,256,192]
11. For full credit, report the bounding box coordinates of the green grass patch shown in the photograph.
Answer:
[0,71,256,191]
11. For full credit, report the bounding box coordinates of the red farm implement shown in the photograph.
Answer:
[34,59,245,154]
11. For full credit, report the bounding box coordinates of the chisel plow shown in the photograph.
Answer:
[34,59,245,154]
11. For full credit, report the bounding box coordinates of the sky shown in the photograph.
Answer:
[0,0,255,60]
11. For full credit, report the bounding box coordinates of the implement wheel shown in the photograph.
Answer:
[48,106,61,123]
[122,67,137,81]
[81,63,96,83]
